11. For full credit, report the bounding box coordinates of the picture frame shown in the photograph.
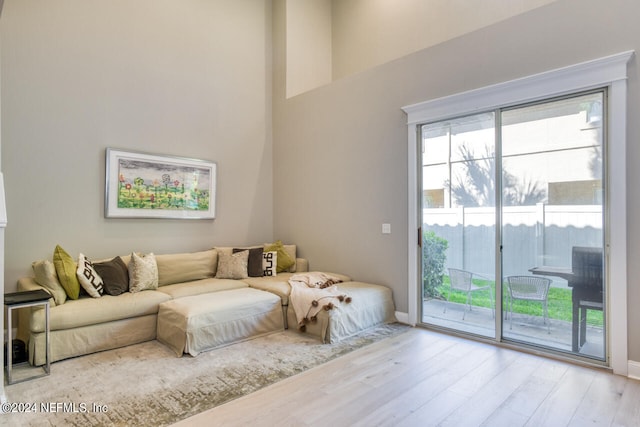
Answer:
[105,148,216,219]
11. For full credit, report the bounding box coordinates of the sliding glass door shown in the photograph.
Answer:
[420,91,606,361]
[420,112,496,339]
[500,92,605,359]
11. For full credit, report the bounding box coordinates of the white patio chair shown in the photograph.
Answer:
[445,268,494,320]
[506,275,552,333]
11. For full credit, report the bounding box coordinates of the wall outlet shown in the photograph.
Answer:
[382,223,391,234]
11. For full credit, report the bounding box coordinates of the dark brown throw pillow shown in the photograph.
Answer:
[93,256,129,296]
[233,247,264,277]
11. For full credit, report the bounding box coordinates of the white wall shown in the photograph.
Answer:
[0,0,274,290]
[286,0,332,97]
[331,0,558,80]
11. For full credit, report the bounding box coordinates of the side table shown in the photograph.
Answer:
[4,289,51,384]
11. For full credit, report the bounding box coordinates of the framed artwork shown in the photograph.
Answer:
[105,148,216,219]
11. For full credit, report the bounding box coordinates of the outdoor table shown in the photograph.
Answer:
[529,266,602,352]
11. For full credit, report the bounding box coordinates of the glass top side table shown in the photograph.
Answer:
[5,289,51,384]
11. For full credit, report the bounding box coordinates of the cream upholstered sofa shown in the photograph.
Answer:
[16,244,396,366]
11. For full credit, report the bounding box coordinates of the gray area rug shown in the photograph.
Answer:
[4,323,408,426]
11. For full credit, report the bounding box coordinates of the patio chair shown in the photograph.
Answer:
[506,275,552,333]
[445,268,494,320]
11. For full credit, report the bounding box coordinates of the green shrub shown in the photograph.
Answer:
[423,230,448,298]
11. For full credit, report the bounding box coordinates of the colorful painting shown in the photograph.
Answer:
[105,149,216,219]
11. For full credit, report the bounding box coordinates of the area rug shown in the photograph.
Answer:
[3,323,409,426]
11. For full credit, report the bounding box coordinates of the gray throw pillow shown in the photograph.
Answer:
[233,247,264,277]
[93,256,129,296]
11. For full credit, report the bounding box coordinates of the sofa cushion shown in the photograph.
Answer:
[96,253,132,267]
[243,273,296,305]
[215,250,249,279]
[155,278,248,299]
[128,252,159,293]
[53,245,81,300]
[157,288,283,357]
[76,253,105,298]
[93,256,129,296]
[155,249,217,286]
[29,290,172,333]
[233,247,264,277]
[32,260,67,306]
[294,258,309,273]
[215,246,259,255]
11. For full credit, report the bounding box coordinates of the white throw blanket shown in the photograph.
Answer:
[288,272,351,330]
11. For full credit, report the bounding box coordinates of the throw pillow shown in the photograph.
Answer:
[76,253,104,298]
[93,256,129,296]
[32,260,67,306]
[52,245,81,300]
[215,250,249,279]
[281,244,297,272]
[233,247,264,277]
[128,252,159,293]
[264,240,295,273]
[262,251,277,277]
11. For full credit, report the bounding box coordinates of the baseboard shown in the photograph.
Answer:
[395,311,412,325]
[628,360,640,380]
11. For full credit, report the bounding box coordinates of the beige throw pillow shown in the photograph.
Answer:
[129,252,159,293]
[32,260,67,306]
[215,250,249,279]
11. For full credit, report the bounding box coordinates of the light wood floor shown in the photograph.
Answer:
[173,327,640,427]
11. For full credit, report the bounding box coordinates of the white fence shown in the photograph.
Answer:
[424,203,603,283]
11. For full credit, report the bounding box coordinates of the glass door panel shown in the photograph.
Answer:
[500,92,605,360]
[421,113,496,339]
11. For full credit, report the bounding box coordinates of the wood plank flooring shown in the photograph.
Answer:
[172,327,640,427]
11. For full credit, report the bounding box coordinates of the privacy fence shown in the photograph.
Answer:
[424,204,603,284]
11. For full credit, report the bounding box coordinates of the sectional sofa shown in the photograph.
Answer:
[16,243,397,366]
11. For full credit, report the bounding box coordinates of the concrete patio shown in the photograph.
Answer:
[422,298,604,359]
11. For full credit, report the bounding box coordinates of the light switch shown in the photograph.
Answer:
[382,223,391,234]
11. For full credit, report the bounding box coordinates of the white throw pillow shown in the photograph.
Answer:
[76,253,105,298]
[262,251,277,277]
[128,252,159,292]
